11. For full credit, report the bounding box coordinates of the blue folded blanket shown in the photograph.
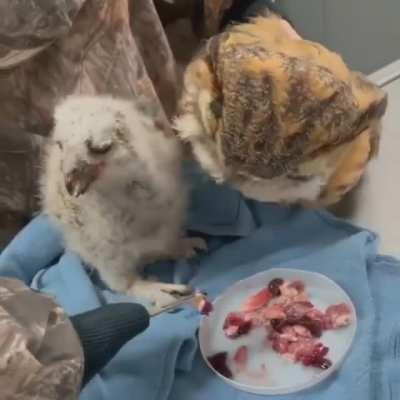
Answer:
[0,172,399,400]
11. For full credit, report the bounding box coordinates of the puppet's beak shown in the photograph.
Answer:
[65,160,104,197]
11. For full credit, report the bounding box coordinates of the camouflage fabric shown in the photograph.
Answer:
[0,2,239,398]
[0,278,83,400]
[0,0,240,248]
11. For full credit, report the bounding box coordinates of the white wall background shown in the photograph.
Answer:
[276,0,400,74]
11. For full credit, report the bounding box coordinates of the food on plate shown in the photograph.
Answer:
[241,287,273,312]
[207,352,232,378]
[268,278,284,297]
[221,277,352,375]
[223,312,252,339]
[192,291,214,315]
[233,346,248,366]
[324,303,352,329]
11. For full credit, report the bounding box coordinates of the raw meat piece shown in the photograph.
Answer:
[280,280,305,298]
[208,352,233,378]
[269,332,290,354]
[241,288,273,312]
[262,305,287,320]
[233,346,248,365]
[280,326,303,342]
[268,278,284,297]
[243,311,264,328]
[274,290,309,307]
[306,308,326,325]
[192,291,214,315]
[270,325,312,345]
[292,325,313,338]
[271,316,323,338]
[220,278,352,373]
[289,280,306,293]
[269,332,331,369]
[296,343,331,369]
[285,301,314,319]
[288,339,319,361]
[223,312,253,338]
[199,298,214,316]
[324,303,352,329]
[244,304,286,327]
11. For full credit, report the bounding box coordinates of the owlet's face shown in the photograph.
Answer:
[52,97,140,198]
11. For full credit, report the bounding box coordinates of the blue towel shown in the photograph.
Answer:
[0,173,399,400]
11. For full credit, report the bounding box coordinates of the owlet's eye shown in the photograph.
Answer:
[85,138,114,155]
[55,141,63,150]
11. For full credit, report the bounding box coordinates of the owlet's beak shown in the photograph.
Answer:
[65,160,104,197]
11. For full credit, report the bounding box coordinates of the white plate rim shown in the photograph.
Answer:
[199,267,358,395]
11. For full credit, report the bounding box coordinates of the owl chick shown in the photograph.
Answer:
[175,16,388,206]
[41,96,206,309]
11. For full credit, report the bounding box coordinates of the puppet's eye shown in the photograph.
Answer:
[56,141,63,150]
[85,138,113,155]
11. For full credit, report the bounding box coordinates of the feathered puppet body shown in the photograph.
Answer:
[175,16,388,205]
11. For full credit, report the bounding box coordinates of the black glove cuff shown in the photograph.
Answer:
[71,303,150,387]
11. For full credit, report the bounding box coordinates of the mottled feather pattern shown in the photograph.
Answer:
[176,16,388,206]
[208,28,382,178]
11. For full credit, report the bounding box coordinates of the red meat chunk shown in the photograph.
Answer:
[271,315,323,338]
[208,352,233,378]
[223,312,253,339]
[199,298,214,316]
[221,279,352,373]
[241,288,273,312]
[296,343,332,369]
[306,308,326,325]
[244,304,286,327]
[233,346,248,365]
[324,303,352,329]
[269,332,331,369]
[280,280,305,298]
[285,301,314,319]
[268,278,284,296]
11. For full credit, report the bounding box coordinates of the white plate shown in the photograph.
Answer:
[199,268,357,395]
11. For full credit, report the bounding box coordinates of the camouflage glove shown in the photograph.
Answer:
[0,278,149,399]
